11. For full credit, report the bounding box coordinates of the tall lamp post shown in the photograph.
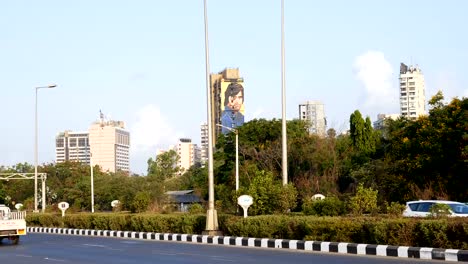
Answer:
[89,141,94,213]
[216,124,239,191]
[281,0,288,185]
[35,84,57,213]
[203,0,220,234]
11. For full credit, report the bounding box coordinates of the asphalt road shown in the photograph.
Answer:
[0,234,443,264]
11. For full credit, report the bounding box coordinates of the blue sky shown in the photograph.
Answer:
[1,1,467,175]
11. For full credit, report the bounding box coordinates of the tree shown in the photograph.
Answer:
[147,150,180,181]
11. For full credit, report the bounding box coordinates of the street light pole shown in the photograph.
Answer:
[216,124,239,191]
[35,84,57,213]
[203,0,220,235]
[89,142,94,213]
[281,0,288,185]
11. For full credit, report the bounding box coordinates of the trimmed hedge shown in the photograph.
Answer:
[26,213,468,249]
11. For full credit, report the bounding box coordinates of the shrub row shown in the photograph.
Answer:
[27,213,468,249]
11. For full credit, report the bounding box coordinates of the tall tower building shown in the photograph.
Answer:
[88,115,130,173]
[210,68,245,144]
[176,138,197,173]
[399,63,426,120]
[55,131,90,164]
[299,101,327,137]
[200,123,208,165]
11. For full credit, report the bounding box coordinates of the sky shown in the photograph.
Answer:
[1,1,467,175]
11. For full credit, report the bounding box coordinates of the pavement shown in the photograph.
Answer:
[27,227,468,262]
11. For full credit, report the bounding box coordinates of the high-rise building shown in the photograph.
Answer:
[88,117,130,173]
[373,113,400,130]
[210,68,245,144]
[175,138,197,173]
[55,131,90,164]
[299,101,327,137]
[200,123,208,165]
[399,63,426,120]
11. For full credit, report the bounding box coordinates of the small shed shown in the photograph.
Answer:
[166,190,203,212]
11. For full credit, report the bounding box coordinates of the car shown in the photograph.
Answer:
[402,200,468,217]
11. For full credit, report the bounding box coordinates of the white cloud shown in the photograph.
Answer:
[128,104,180,175]
[130,104,178,154]
[353,51,398,117]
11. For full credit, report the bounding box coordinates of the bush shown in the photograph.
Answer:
[386,202,406,217]
[429,203,452,218]
[302,197,345,216]
[349,183,378,215]
[188,203,204,214]
[131,191,151,213]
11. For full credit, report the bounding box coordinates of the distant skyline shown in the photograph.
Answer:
[1,1,467,174]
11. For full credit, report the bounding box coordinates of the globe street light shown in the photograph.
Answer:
[216,124,239,192]
[35,84,57,213]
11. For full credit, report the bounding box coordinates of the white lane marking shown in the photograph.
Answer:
[211,257,236,262]
[120,241,140,244]
[44,257,66,262]
[15,254,33,258]
[81,243,123,251]
[82,243,106,248]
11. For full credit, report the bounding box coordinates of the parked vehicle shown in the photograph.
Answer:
[0,204,27,244]
[403,200,468,217]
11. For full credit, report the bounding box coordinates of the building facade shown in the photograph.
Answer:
[299,101,327,137]
[88,119,130,173]
[373,113,400,130]
[199,123,208,165]
[399,63,426,120]
[175,138,197,173]
[210,68,244,144]
[55,131,90,164]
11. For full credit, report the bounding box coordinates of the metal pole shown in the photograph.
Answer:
[235,132,239,191]
[281,0,288,185]
[90,146,94,213]
[41,176,46,213]
[34,84,56,213]
[34,88,38,213]
[204,0,219,233]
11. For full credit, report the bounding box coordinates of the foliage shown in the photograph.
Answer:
[131,191,151,213]
[302,197,346,216]
[349,183,378,215]
[429,203,452,218]
[188,203,204,214]
[244,170,297,215]
[386,202,406,217]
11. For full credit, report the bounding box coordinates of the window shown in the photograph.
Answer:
[416,202,434,212]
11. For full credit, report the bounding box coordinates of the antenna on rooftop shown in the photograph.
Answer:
[99,109,105,127]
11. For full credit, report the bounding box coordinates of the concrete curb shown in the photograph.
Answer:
[28,227,468,262]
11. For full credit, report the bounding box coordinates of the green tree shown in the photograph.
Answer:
[349,183,378,215]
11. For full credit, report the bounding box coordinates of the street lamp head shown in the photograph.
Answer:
[36,84,57,89]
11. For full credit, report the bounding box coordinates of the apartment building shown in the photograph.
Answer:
[88,119,130,173]
[55,131,90,164]
[399,63,426,120]
[175,138,197,173]
[200,123,208,165]
[299,100,327,137]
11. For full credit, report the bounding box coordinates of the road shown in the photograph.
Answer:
[0,233,443,264]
